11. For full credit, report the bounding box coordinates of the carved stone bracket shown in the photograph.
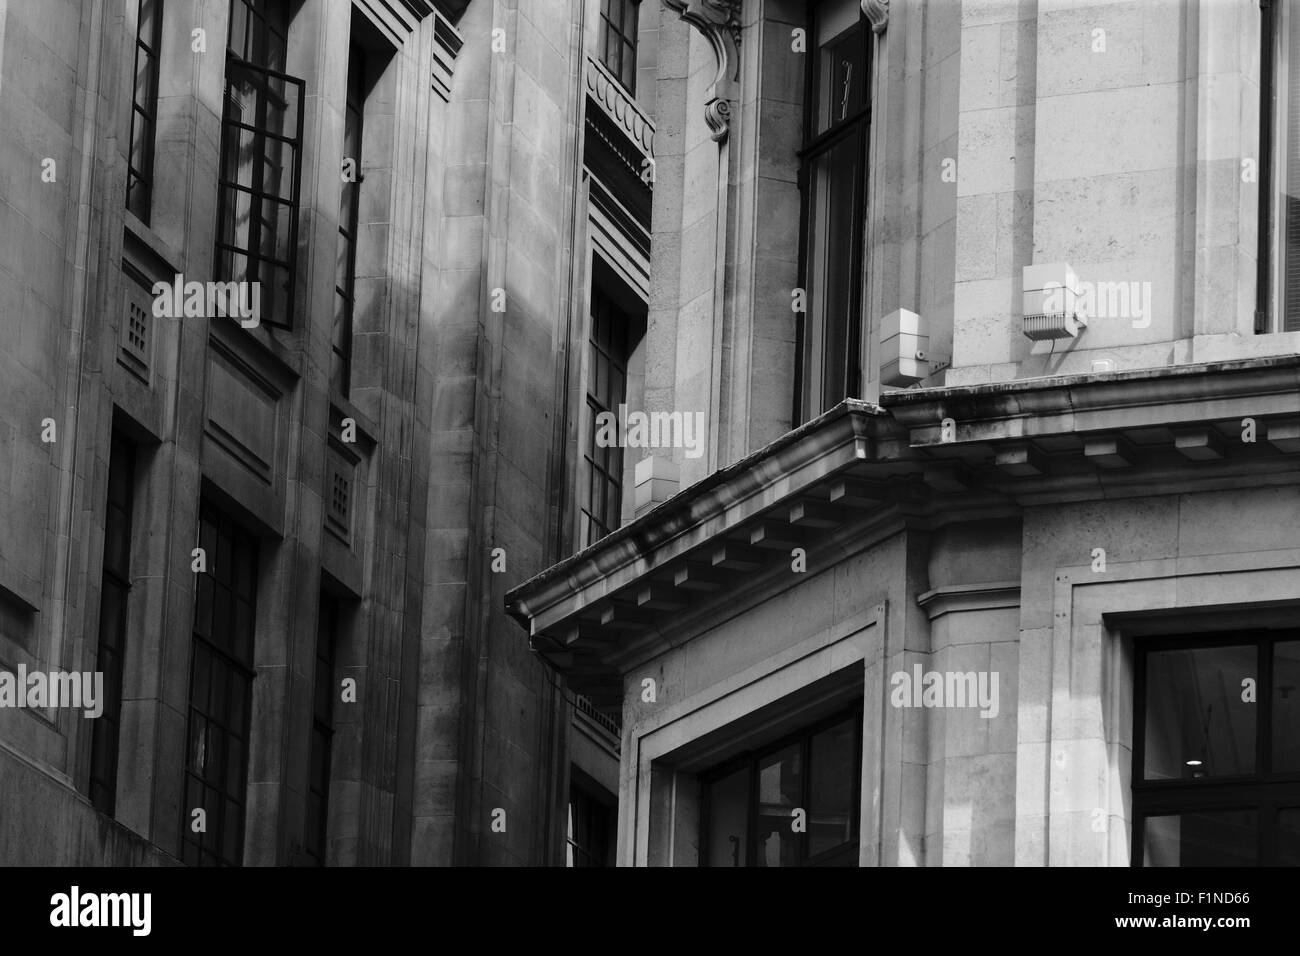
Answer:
[861,0,890,34]
[663,0,742,143]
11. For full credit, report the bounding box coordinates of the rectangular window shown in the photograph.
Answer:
[180,503,259,866]
[331,46,365,397]
[566,776,616,867]
[305,592,338,866]
[127,0,164,223]
[1260,0,1300,332]
[796,0,871,421]
[215,0,304,330]
[598,0,639,94]
[579,284,631,548]
[1133,631,1300,866]
[88,432,137,815]
[700,705,863,867]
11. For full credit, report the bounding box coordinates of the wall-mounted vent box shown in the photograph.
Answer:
[879,308,929,385]
[1022,262,1088,340]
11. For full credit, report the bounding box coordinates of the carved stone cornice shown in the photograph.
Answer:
[664,0,742,57]
[585,55,655,158]
[861,0,890,34]
[662,0,742,143]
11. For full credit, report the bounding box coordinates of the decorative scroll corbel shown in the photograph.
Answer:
[861,0,890,34]
[662,0,742,143]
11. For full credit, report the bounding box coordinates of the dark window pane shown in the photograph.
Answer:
[705,767,749,867]
[565,784,614,867]
[815,17,865,135]
[90,433,137,815]
[1143,644,1257,780]
[1273,641,1300,771]
[807,133,863,411]
[754,744,802,867]
[1143,810,1257,867]
[182,498,258,865]
[126,0,163,221]
[808,717,856,857]
[1278,808,1300,866]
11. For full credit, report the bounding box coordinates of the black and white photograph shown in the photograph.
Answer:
[0,0,1292,939]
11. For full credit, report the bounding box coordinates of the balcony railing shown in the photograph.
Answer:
[573,691,622,747]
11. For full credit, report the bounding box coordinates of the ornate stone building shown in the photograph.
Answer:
[2,0,1298,870]
[508,0,1300,867]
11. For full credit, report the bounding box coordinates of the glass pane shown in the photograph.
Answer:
[1273,641,1300,771]
[1278,808,1300,866]
[130,109,151,172]
[225,735,245,798]
[191,643,211,716]
[223,799,243,863]
[1143,810,1257,866]
[815,11,865,135]
[808,718,856,857]
[229,671,248,732]
[806,135,861,411]
[754,744,802,867]
[187,715,208,774]
[212,585,233,650]
[228,3,248,59]
[1143,644,1257,779]
[194,574,214,637]
[209,657,230,719]
[705,767,748,867]
[204,728,225,785]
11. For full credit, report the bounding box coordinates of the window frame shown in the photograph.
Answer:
[698,702,864,867]
[793,0,873,424]
[331,44,366,396]
[88,431,138,816]
[305,591,338,866]
[566,772,617,867]
[126,0,165,224]
[1131,629,1300,867]
[179,501,260,867]
[214,0,305,331]
[598,0,640,94]
[579,281,633,548]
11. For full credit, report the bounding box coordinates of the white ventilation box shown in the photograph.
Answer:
[1022,262,1088,340]
[879,308,929,386]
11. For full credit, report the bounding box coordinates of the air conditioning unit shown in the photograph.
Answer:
[1022,262,1088,340]
[879,308,929,386]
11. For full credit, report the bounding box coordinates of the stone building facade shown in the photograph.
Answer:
[507,0,1300,867]
[3,0,1298,870]
[0,0,654,866]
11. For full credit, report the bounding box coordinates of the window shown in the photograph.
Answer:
[305,592,338,866]
[180,503,259,866]
[1260,0,1300,332]
[215,0,304,329]
[1133,631,1300,866]
[700,706,863,867]
[566,775,616,867]
[598,0,639,93]
[88,432,137,815]
[579,284,632,548]
[796,0,871,420]
[127,0,164,223]
[331,46,365,396]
